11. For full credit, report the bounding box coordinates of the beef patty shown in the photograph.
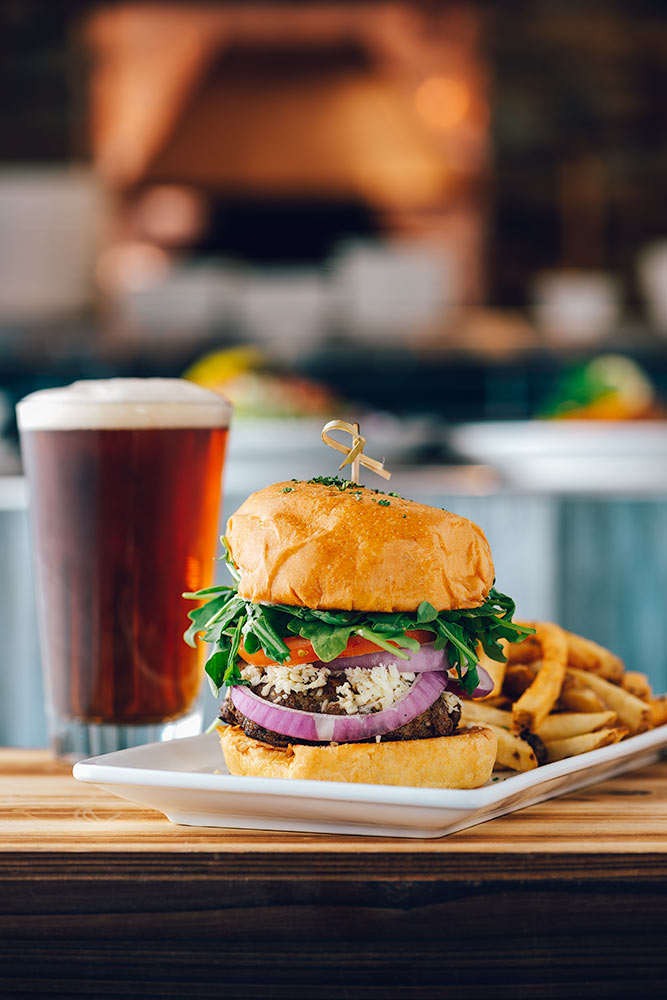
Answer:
[219,688,462,748]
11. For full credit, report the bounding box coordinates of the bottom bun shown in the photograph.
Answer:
[218,724,497,789]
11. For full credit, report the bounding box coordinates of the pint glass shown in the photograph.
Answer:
[17,378,231,759]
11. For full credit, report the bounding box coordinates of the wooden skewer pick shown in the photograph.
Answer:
[351,422,361,483]
[321,419,391,483]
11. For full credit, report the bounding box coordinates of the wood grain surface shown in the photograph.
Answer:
[2,749,667,999]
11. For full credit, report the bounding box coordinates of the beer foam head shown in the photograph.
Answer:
[16,378,232,431]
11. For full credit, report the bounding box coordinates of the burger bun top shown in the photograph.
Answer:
[225,479,494,612]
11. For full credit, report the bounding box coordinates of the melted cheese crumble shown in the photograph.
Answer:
[240,660,420,714]
[334,665,415,714]
[440,690,462,713]
[240,662,328,697]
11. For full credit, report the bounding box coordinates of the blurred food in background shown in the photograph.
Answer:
[540,355,663,421]
[449,355,667,490]
[184,347,342,418]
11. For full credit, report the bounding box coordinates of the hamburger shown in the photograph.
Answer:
[184,476,533,788]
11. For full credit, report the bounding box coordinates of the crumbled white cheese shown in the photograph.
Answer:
[237,660,458,717]
[241,660,417,712]
[238,663,264,688]
[441,690,461,713]
[334,665,415,714]
[240,661,328,697]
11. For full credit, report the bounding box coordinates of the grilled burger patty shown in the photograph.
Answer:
[220,689,462,748]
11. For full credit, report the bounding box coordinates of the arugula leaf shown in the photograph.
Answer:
[459,664,480,697]
[417,601,438,624]
[244,603,291,663]
[184,573,536,696]
[182,592,239,648]
[205,646,230,695]
[182,585,232,599]
[293,621,356,662]
[223,617,245,687]
[354,627,411,659]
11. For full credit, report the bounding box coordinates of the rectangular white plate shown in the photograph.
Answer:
[72,725,667,839]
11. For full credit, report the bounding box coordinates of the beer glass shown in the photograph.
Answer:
[16,378,231,760]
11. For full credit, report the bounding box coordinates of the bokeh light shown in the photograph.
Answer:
[414,76,470,130]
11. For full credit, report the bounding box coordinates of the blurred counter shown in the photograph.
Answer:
[3,468,667,748]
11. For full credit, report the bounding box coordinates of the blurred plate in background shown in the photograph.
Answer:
[449,420,667,492]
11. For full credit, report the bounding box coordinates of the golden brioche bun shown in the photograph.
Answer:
[218,724,497,789]
[226,480,494,612]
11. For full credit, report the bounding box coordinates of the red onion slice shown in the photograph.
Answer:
[304,643,492,698]
[321,642,448,674]
[230,670,449,743]
[447,664,494,699]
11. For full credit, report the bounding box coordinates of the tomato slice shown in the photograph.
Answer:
[238,629,436,668]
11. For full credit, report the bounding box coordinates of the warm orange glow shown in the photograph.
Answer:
[414,76,470,130]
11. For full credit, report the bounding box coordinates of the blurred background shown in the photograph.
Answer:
[1,0,667,744]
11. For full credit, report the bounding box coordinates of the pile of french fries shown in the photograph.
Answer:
[461,622,667,772]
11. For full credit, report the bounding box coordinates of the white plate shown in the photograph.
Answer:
[448,420,667,492]
[73,725,667,840]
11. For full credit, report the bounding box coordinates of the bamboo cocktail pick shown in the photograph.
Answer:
[321,419,392,484]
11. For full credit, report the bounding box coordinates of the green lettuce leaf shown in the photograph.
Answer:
[184,576,535,698]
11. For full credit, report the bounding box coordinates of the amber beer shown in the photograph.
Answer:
[17,379,230,753]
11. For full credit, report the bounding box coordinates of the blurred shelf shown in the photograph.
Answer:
[2,317,667,425]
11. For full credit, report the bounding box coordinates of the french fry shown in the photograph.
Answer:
[535,710,617,743]
[506,634,542,664]
[565,631,625,683]
[510,628,625,684]
[544,726,628,763]
[622,671,653,702]
[503,664,538,700]
[460,701,512,729]
[511,623,568,734]
[483,724,538,771]
[649,696,667,728]
[557,677,608,714]
[483,696,513,710]
[475,640,508,699]
[567,668,651,733]
[492,620,661,766]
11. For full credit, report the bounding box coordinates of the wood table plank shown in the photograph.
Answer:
[2,749,667,999]
[2,748,667,858]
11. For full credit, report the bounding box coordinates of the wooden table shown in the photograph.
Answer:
[2,750,667,999]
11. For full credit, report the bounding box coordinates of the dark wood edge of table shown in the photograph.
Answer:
[3,850,667,882]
